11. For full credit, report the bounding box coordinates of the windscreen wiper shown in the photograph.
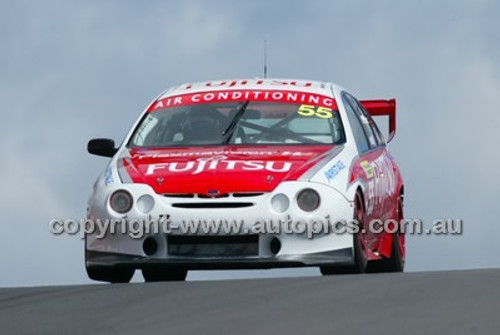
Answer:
[222,100,250,144]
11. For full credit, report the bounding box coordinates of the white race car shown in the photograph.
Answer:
[86,79,405,283]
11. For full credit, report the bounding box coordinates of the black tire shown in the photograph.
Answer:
[321,192,368,275]
[142,267,188,282]
[86,266,134,283]
[367,196,405,273]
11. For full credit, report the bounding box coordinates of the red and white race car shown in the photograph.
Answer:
[86,78,405,283]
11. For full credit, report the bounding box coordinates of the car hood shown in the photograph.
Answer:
[120,145,336,195]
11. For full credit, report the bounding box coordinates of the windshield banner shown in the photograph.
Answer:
[148,90,337,112]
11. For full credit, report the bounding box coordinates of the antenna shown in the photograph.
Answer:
[264,39,268,78]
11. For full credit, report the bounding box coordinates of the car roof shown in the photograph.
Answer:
[158,78,343,99]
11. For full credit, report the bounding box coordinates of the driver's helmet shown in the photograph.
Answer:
[180,105,224,142]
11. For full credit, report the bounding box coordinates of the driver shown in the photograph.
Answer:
[179,105,226,143]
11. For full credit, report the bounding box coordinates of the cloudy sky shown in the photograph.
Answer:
[1,0,499,287]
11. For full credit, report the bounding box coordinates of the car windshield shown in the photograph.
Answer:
[129,101,345,147]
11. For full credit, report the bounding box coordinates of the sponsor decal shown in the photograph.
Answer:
[372,155,396,198]
[145,156,292,176]
[367,179,375,215]
[324,160,346,182]
[360,160,374,179]
[182,79,316,90]
[104,166,114,186]
[149,89,337,112]
[364,156,396,215]
[133,150,315,160]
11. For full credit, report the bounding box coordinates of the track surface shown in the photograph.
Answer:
[1,269,499,335]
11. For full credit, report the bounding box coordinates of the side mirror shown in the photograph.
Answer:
[87,138,118,157]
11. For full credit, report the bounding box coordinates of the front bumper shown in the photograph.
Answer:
[86,247,354,270]
[86,181,355,269]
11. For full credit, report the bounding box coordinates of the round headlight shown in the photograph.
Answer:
[137,194,155,214]
[110,190,133,214]
[296,189,320,212]
[271,194,290,213]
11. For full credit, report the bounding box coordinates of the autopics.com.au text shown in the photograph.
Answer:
[49,214,463,240]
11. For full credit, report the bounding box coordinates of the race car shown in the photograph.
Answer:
[85,78,405,283]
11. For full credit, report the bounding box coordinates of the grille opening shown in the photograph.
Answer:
[172,202,254,209]
[168,235,259,257]
[233,192,264,197]
[163,193,195,198]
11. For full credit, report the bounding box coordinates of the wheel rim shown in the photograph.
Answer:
[354,193,368,271]
[355,193,368,254]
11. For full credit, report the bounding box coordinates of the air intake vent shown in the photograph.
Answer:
[172,202,254,209]
[163,193,195,198]
[168,235,259,257]
[233,192,264,197]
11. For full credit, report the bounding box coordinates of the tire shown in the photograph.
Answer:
[86,266,134,283]
[367,195,405,273]
[321,192,368,275]
[142,267,188,282]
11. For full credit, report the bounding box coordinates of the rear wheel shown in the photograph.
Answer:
[321,192,368,275]
[86,266,134,283]
[142,267,188,282]
[367,195,405,273]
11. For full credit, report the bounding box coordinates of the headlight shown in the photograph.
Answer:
[110,190,133,214]
[271,194,290,213]
[296,188,320,212]
[137,194,155,214]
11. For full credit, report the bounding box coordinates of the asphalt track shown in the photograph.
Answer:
[1,269,499,335]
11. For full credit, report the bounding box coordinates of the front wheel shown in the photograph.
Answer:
[142,267,188,282]
[86,266,134,283]
[321,192,368,275]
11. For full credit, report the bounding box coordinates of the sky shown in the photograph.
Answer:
[1,0,499,287]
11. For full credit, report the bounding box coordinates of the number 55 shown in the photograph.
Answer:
[297,105,332,119]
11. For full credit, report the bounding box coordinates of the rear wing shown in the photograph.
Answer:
[360,99,396,142]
